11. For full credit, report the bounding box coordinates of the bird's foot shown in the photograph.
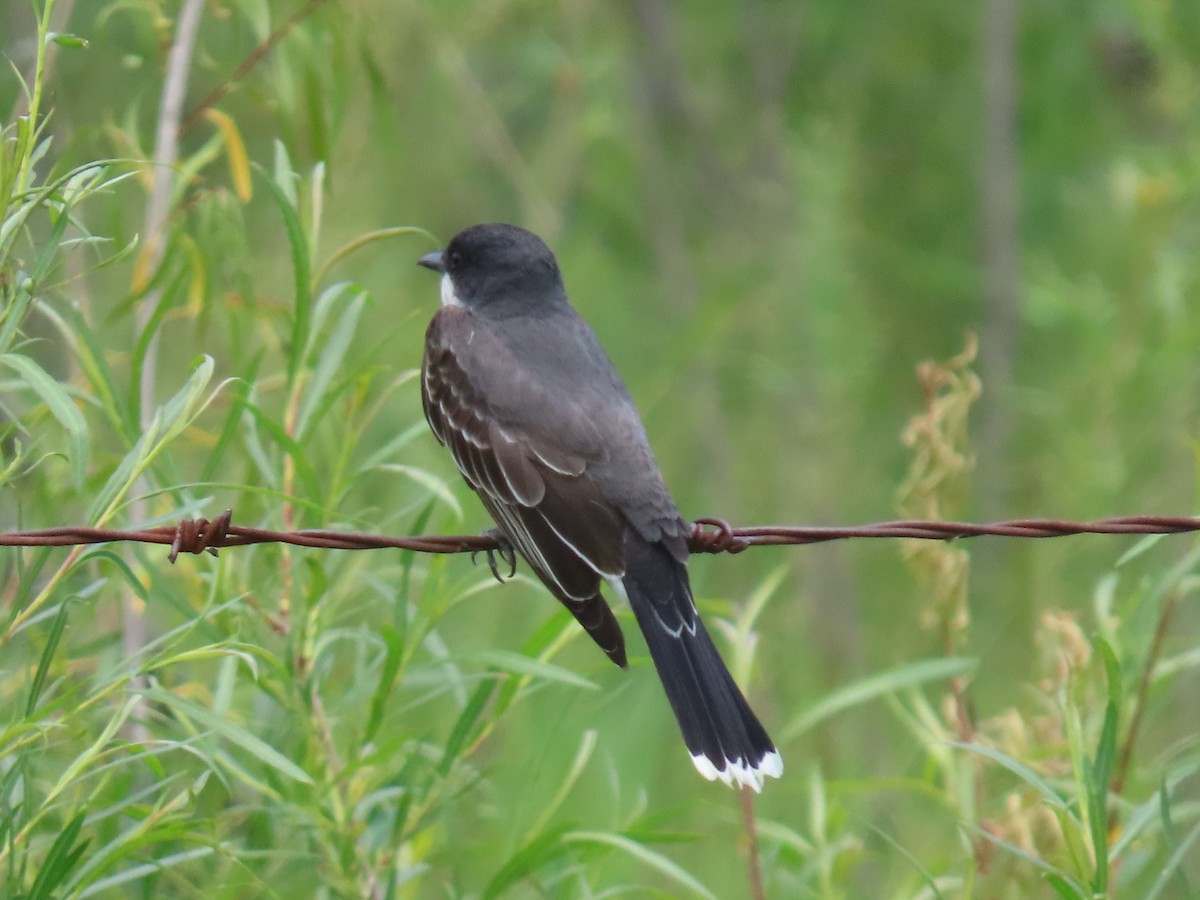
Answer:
[472,528,516,583]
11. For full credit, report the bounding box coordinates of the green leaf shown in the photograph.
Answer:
[35,301,132,438]
[240,399,318,499]
[27,185,72,282]
[483,824,574,899]
[1086,698,1118,892]
[379,464,463,519]
[563,831,718,899]
[0,352,89,487]
[364,625,405,745]
[73,847,216,898]
[439,678,497,776]
[522,730,597,843]
[1044,872,1088,900]
[1095,635,1122,706]
[1086,639,1120,894]
[260,153,311,385]
[313,225,436,285]
[48,32,90,49]
[25,598,70,716]
[782,657,978,742]
[139,688,313,785]
[1115,533,1165,567]
[129,264,188,416]
[857,822,943,897]
[28,811,88,900]
[200,366,256,482]
[487,608,574,715]
[43,695,140,808]
[465,650,598,691]
[946,741,1071,813]
[305,67,330,169]
[971,826,1085,890]
[0,280,34,354]
[296,283,367,438]
[1145,818,1200,900]
[87,356,218,525]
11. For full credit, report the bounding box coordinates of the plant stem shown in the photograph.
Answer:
[740,786,766,900]
[14,0,57,196]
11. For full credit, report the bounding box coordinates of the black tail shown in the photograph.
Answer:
[621,535,782,791]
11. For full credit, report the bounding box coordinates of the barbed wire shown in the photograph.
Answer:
[0,511,1197,564]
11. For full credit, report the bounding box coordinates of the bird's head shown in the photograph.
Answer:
[418,223,566,317]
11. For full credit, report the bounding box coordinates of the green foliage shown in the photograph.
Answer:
[0,0,1198,897]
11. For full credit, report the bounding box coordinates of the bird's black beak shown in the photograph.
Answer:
[418,250,444,273]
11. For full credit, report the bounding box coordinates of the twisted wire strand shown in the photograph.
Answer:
[0,510,1195,562]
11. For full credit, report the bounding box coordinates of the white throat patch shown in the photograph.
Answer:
[440,273,463,308]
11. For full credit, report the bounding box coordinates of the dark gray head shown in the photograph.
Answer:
[418,223,568,317]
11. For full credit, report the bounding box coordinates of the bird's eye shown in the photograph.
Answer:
[448,251,463,270]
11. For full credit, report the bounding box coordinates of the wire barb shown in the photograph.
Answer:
[691,517,750,554]
[168,509,233,563]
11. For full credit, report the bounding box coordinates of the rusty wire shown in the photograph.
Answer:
[0,510,1197,563]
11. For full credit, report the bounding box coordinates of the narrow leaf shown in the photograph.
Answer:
[466,650,598,691]
[0,353,89,487]
[25,599,70,716]
[139,688,313,785]
[564,831,717,899]
[946,741,1070,813]
[260,155,311,385]
[28,811,88,900]
[296,285,366,438]
[205,107,252,202]
[483,825,574,899]
[782,657,978,742]
[439,679,497,776]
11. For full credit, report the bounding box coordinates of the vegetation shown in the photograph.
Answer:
[1,0,1197,896]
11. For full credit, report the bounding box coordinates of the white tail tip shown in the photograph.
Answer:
[691,749,784,792]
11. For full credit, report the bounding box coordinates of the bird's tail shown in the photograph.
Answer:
[619,536,782,791]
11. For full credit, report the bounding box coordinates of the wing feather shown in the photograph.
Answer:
[422,308,628,664]
[489,423,546,506]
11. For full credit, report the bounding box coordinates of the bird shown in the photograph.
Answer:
[417,223,781,791]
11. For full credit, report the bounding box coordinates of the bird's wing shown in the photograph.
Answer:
[422,308,628,662]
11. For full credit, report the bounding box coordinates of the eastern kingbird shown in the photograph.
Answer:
[418,223,781,791]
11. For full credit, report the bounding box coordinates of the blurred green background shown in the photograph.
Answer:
[2,0,1198,896]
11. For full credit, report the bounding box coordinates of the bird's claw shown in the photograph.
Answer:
[472,528,516,583]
